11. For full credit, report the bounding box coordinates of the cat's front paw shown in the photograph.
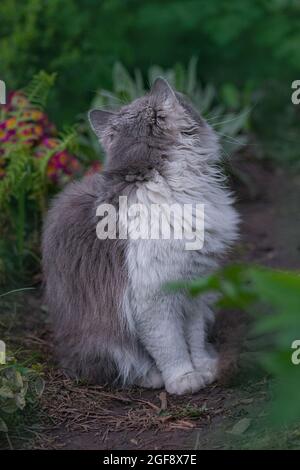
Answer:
[138,367,164,389]
[165,371,205,395]
[194,355,219,386]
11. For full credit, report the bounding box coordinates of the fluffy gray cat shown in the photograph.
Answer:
[42,78,238,395]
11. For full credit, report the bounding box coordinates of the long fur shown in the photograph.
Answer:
[42,78,239,395]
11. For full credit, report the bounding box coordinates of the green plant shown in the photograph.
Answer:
[1,0,298,132]
[167,264,300,425]
[0,353,45,447]
[87,60,251,162]
[0,72,80,284]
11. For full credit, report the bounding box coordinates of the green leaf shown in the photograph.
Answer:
[23,70,56,109]
[221,83,240,109]
[1,401,18,414]
[15,393,26,410]
[227,418,252,435]
[0,386,14,399]
[0,417,8,433]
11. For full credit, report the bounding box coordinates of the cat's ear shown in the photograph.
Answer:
[150,77,176,103]
[88,109,114,138]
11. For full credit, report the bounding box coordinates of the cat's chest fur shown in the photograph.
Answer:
[122,169,238,298]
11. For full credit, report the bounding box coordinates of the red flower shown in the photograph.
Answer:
[0,88,84,184]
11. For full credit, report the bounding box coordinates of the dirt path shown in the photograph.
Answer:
[3,158,300,450]
[233,158,300,270]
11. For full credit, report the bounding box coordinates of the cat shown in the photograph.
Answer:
[42,78,239,395]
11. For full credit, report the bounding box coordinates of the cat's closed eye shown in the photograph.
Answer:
[181,129,197,137]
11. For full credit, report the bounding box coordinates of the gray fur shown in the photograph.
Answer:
[42,77,239,394]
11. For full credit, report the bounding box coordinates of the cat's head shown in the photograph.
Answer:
[88,78,219,176]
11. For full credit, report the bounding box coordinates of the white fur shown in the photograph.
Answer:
[93,93,239,394]
[119,109,239,394]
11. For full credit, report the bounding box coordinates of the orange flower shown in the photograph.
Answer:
[6,117,17,129]
[58,152,68,165]
[31,110,44,120]
[34,125,43,137]
[43,137,60,149]
[11,94,28,108]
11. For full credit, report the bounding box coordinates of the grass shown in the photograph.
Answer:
[0,293,46,449]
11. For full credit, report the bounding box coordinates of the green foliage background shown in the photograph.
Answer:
[168,264,300,426]
[1,0,299,149]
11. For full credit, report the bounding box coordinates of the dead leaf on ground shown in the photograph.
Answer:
[227,417,252,435]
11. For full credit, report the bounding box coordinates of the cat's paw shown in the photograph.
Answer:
[194,355,219,386]
[138,367,164,389]
[165,371,205,395]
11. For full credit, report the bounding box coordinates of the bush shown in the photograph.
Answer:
[0,72,84,285]
[85,60,251,161]
[0,353,45,443]
[168,264,300,425]
[1,0,299,134]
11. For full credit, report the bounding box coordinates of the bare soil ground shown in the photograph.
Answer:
[2,157,300,450]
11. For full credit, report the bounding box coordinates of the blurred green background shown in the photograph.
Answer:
[1,0,299,163]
